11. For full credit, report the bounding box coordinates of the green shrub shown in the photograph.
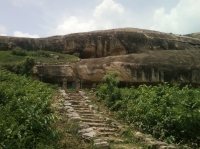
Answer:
[0,70,58,149]
[96,72,200,147]
[96,71,122,109]
[11,56,35,76]
[11,48,28,56]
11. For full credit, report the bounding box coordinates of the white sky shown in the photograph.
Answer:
[0,0,200,38]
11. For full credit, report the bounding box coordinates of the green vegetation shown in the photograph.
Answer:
[0,49,78,75]
[0,49,78,66]
[96,71,200,147]
[11,47,28,56]
[0,49,89,148]
[0,70,58,149]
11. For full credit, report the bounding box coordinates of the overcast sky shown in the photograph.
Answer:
[0,0,199,38]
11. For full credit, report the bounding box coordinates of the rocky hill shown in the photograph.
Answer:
[1,28,200,85]
[1,28,200,59]
[35,49,200,86]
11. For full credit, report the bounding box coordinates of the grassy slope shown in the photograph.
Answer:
[0,50,78,66]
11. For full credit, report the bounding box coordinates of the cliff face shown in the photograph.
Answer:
[35,50,200,85]
[1,28,200,86]
[1,28,200,59]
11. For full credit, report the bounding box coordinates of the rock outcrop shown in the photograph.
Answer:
[1,28,200,85]
[34,49,200,85]
[1,28,200,59]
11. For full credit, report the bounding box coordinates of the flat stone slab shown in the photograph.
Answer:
[79,127,94,134]
[85,100,91,103]
[63,101,72,106]
[59,90,65,93]
[83,96,89,100]
[97,127,116,132]
[64,96,71,100]
[61,92,67,97]
[67,112,80,117]
[67,108,74,113]
[82,131,97,139]
[89,104,98,110]
[69,116,81,121]
[87,123,108,127]
[99,132,115,137]
[159,146,177,149]
[64,103,72,106]
[79,123,90,129]
[94,139,110,149]
[81,119,103,123]
[76,110,92,114]
[65,106,73,110]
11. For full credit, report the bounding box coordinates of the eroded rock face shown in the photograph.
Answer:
[185,32,200,40]
[2,28,200,85]
[1,28,200,59]
[34,50,200,85]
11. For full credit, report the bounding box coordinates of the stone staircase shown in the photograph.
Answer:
[59,89,180,149]
[62,90,118,148]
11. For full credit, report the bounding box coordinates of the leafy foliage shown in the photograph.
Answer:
[0,70,58,149]
[96,71,121,109]
[13,56,36,76]
[12,47,28,56]
[0,50,78,67]
[96,72,200,147]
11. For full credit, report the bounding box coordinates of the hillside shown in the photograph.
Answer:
[0,28,200,59]
[1,28,200,85]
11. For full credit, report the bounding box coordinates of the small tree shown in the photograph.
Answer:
[96,71,121,109]
[14,57,35,76]
[11,47,28,56]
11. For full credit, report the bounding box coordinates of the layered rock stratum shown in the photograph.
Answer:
[1,28,200,85]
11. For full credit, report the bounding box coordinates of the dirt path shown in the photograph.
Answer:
[59,89,178,149]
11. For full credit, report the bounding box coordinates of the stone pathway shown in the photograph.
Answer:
[59,89,180,149]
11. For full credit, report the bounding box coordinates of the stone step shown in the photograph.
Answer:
[80,113,95,117]
[81,118,104,123]
[96,127,116,132]
[71,105,88,108]
[76,110,93,114]
[73,107,89,110]
[87,123,109,127]
[70,102,84,105]
[67,100,84,103]
[94,138,110,149]
[69,97,82,99]
[98,132,116,137]
[100,137,125,143]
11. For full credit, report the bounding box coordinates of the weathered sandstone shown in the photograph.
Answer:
[34,50,200,85]
[1,28,200,59]
[1,28,200,85]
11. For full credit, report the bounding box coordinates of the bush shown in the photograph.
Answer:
[0,70,58,149]
[124,84,200,145]
[12,47,28,56]
[96,71,121,110]
[96,72,200,147]
[13,56,35,76]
